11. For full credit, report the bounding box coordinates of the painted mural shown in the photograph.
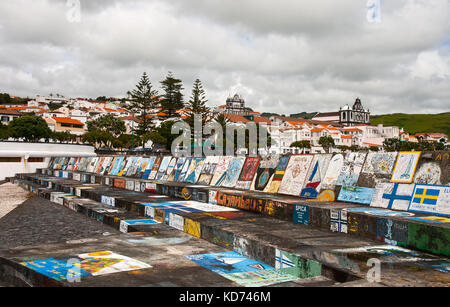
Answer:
[171,157,186,182]
[120,219,160,233]
[278,155,314,196]
[337,186,375,205]
[336,152,367,187]
[121,157,136,177]
[163,157,177,181]
[176,157,193,182]
[344,207,415,217]
[109,157,124,176]
[148,157,162,180]
[408,184,450,217]
[391,152,421,183]
[221,157,246,188]
[197,156,220,185]
[413,151,449,185]
[332,245,430,262]
[321,154,344,190]
[250,155,280,191]
[236,157,260,190]
[156,156,171,181]
[370,182,414,211]
[357,152,398,188]
[300,154,332,198]
[265,156,290,193]
[135,158,150,178]
[275,249,321,279]
[184,157,205,183]
[184,251,298,287]
[142,156,156,179]
[209,156,232,186]
[20,251,151,281]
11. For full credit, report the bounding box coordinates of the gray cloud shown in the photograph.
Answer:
[0,0,449,115]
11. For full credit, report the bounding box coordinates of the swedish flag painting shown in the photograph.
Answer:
[408,184,450,217]
[412,188,440,206]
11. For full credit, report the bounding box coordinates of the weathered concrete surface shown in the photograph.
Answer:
[0,227,236,287]
[0,196,120,249]
[0,183,33,220]
[6,172,450,287]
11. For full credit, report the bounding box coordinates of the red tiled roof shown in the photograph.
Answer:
[224,114,250,123]
[0,108,22,116]
[53,117,84,126]
[253,116,272,124]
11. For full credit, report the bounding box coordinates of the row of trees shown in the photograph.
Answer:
[0,114,76,143]
[82,72,273,153]
[290,136,338,153]
[82,72,211,150]
[125,72,210,147]
[0,93,29,105]
[383,138,446,152]
[290,136,447,153]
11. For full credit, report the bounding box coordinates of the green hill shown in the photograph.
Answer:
[370,113,450,136]
[290,112,318,119]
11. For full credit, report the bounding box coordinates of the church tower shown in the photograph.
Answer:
[339,98,370,126]
[225,94,247,115]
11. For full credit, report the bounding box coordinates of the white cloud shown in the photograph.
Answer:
[0,0,449,115]
[410,50,450,80]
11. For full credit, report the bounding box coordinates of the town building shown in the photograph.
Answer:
[313,98,370,127]
[45,117,85,136]
[0,108,22,124]
[339,98,370,126]
[224,94,249,115]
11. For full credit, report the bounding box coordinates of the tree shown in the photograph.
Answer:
[349,145,360,152]
[184,79,210,144]
[0,122,9,140]
[87,114,126,137]
[127,72,159,147]
[383,138,400,152]
[142,131,167,148]
[112,134,137,150]
[290,140,311,153]
[0,93,12,105]
[8,115,52,142]
[52,131,75,143]
[319,135,335,153]
[82,131,114,149]
[48,102,64,111]
[154,120,180,150]
[160,71,184,117]
[369,146,380,152]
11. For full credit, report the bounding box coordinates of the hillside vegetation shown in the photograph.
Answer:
[370,113,450,136]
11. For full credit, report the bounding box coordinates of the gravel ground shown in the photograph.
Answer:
[0,193,120,249]
[0,183,33,220]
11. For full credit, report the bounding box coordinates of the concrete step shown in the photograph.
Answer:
[8,173,450,287]
[21,168,450,258]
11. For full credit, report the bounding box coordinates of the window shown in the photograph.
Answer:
[0,157,21,162]
[28,157,45,163]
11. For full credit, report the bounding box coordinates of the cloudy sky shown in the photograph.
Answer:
[0,0,449,115]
